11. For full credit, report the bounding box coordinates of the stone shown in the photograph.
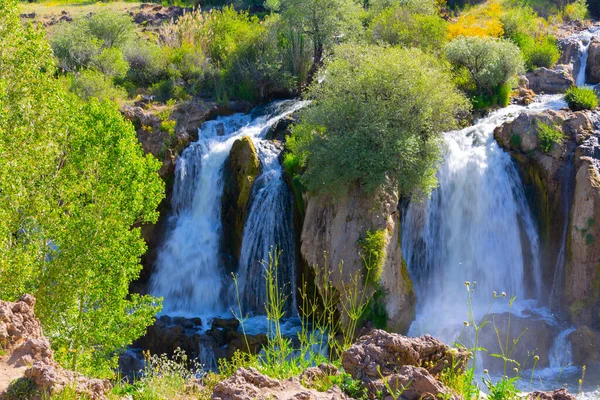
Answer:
[300,364,339,386]
[528,388,577,400]
[587,37,600,84]
[212,318,241,331]
[526,65,575,94]
[25,362,110,400]
[568,325,600,365]
[301,187,415,333]
[265,115,295,142]
[372,365,454,400]
[220,137,261,268]
[212,368,350,400]
[342,329,468,379]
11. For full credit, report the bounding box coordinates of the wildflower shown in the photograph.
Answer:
[534,355,540,362]
[513,367,519,374]
[463,321,469,327]
[501,292,507,297]
[483,369,489,375]
[493,291,497,297]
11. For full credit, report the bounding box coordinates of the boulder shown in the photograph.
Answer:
[558,37,582,70]
[211,367,350,400]
[586,37,600,84]
[568,325,600,365]
[477,313,560,371]
[301,188,415,333]
[341,330,465,399]
[265,114,295,142]
[24,362,111,400]
[526,65,575,94]
[221,136,261,267]
[528,388,577,400]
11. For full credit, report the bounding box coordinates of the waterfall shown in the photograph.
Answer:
[150,100,306,316]
[573,27,600,87]
[237,140,297,315]
[402,96,567,343]
[548,328,575,369]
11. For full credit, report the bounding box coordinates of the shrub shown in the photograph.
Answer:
[563,0,588,21]
[369,5,447,53]
[564,86,599,110]
[446,36,525,99]
[289,44,469,197]
[86,10,135,49]
[522,35,561,71]
[537,123,564,153]
[123,39,169,87]
[359,229,387,285]
[70,69,127,101]
[500,5,540,40]
[447,1,504,39]
[93,47,129,79]
[50,21,101,72]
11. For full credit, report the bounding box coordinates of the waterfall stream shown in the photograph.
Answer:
[150,100,306,316]
[402,96,567,344]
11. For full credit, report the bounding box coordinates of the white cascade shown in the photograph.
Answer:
[150,100,306,315]
[402,95,567,344]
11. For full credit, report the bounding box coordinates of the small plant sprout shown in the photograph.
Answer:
[530,354,540,388]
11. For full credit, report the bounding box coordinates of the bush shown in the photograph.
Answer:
[123,39,169,87]
[70,69,127,101]
[288,44,469,197]
[564,86,599,110]
[359,229,386,285]
[86,10,135,48]
[563,0,588,21]
[522,35,561,71]
[50,21,101,72]
[94,47,129,79]
[538,123,564,153]
[369,5,447,53]
[446,36,525,99]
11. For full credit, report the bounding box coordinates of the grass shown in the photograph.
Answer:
[537,123,563,153]
[18,1,145,22]
[564,86,599,111]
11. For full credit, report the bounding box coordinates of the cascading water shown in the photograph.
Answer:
[402,96,567,344]
[572,26,600,86]
[150,100,306,316]
[237,140,297,314]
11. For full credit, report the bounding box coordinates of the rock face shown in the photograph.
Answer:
[342,330,466,399]
[526,65,575,94]
[212,367,350,400]
[586,37,600,84]
[221,136,261,268]
[495,108,600,332]
[301,188,415,333]
[0,295,110,399]
[528,388,577,400]
[568,325,600,365]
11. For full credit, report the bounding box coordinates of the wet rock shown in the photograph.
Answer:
[568,325,600,365]
[528,388,577,400]
[587,37,600,84]
[265,114,295,142]
[212,367,350,400]
[558,37,582,70]
[526,65,575,94]
[301,188,415,333]
[221,137,261,267]
[477,313,560,371]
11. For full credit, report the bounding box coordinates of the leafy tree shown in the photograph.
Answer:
[0,0,163,377]
[279,0,363,80]
[287,44,470,197]
[445,36,524,97]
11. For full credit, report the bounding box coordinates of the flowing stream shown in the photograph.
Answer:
[150,100,306,316]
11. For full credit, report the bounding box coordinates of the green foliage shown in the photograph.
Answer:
[483,376,520,400]
[279,0,363,71]
[564,86,599,111]
[359,229,386,285]
[70,69,127,101]
[446,36,525,98]
[94,47,129,79]
[3,378,39,400]
[123,39,169,87]
[49,10,135,72]
[537,123,564,153]
[369,4,447,53]
[0,0,163,377]
[331,372,369,399]
[523,35,561,71]
[359,287,388,329]
[563,0,588,21]
[510,134,522,149]
[289,44,469,197]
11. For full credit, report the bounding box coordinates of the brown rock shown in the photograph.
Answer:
[568,325,600,365]
[526,65,575,94]
[587,38,600,84]
[212,368,350,400]
[301,188,415,333]
[528,388,577,400]
[25,362,110,400]
[372,365,455,400]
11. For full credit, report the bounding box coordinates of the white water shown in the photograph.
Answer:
[573,27,600,87]
[150,100,306,316]
[237,140,297,314]
[402,95,567,344]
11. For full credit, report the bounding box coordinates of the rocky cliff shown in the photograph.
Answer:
[300,188,416,333]
[495,108,600,332]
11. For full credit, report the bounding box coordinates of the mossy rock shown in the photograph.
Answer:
[221,136,261,269]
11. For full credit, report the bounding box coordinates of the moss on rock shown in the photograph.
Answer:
[221,136,261,268]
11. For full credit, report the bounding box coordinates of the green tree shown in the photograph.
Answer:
[287,44,470,197]
[445,36,525,97]
[279,0,363,80]
[0,0,163,377]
